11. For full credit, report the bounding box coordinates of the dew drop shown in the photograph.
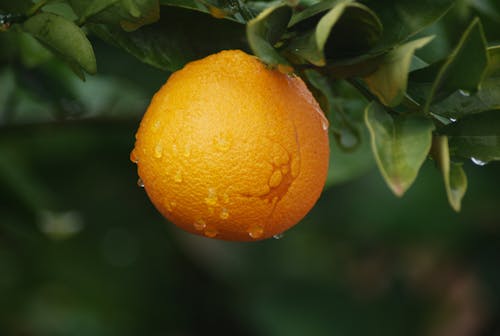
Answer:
[269,170,283,188]
[205,188,218,206]
[219,208,229,220]
[204,226,218,238]
[321,117,330,131]
[137,178,144,188]
[165,201,176,212]
[248,225,264,239]
[154,143,163,158]
[291,157,300,178]
[449,117,457,123]
[221,193,230,204]
[459,89,471,97]
[273,233,284,240]
[193,219,206,231]
[152,120,161,131]
[130,149,139,163]
[174,170,183,183]
[213,134,232,152]
[471,157,487,166]
[184,144,191,158]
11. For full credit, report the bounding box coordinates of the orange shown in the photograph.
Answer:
[131,50,329,241]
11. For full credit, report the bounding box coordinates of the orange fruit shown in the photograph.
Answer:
[131,50,329,241]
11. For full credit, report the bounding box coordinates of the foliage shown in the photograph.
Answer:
[1,0,500,211]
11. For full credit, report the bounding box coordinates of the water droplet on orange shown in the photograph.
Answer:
[248,225,264,239]
[193,219,206,230]
[154,143,163,158]
[219,208,229,220]
[204,226,218,238]
[269,170,283,188]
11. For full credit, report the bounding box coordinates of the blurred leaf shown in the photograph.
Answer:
[17,31,53,67]
[364,36,434,107]
[431,135,467,212]
[305,69,361,150]
[0,0,33,13]
[69,0,160,31]
[365,101,434,196]
[485,45,500,78]
[360,0,454,51]
[22,12,97,76]
[73,0,120,25]
[424,18,488,112]
[440,110,500,163]
[286,0,382,65]
[89,7,246,71]
[247,4,292,66]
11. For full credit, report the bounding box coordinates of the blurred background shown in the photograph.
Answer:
[1,2,500,335]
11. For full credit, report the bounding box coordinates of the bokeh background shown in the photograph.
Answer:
[1,2,500,335]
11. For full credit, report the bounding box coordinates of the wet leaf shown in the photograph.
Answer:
[439,110,500,163]
[424,18,489,112]
[431,135,467,212]
[22,12,97,76]
[364,36,434,107]
[365,101,434,196]
[247,4,292,66]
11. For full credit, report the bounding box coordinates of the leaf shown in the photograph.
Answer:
[431,135,467,212]
[305,69,361,150]
[247,4,292,66]
[22,12,97,76]
[89,7,246,72]
[68,0,160,31]
[485,45,500,78]
[74,0,120,25]
[439,110,500,163]
[365,101,435,196]
[424,18,489,112]
[364,36,434,107]
[286,0,382,65]
[359,0,454,51]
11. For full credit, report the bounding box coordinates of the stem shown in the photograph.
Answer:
[231,0,255,21]
[26,0,48,17]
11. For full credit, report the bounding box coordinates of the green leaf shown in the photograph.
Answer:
[431,135,467,212]
[22,12,97,76]
[365,101,435,196]
[74,0,120,25]
[69,0,160,31]
[485,45,500,78]
[90,7,246,72]
[439,110,500,163]
[364,36,434,107]
[305,69,361,150]
[247,4,292,66]
[359,0,454,51]
[420,45,500,119]
[424,18,489,112]
[286,0,382,65]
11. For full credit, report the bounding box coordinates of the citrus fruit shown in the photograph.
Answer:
[131,50,329,241]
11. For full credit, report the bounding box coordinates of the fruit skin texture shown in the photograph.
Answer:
[131,50,329,241]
